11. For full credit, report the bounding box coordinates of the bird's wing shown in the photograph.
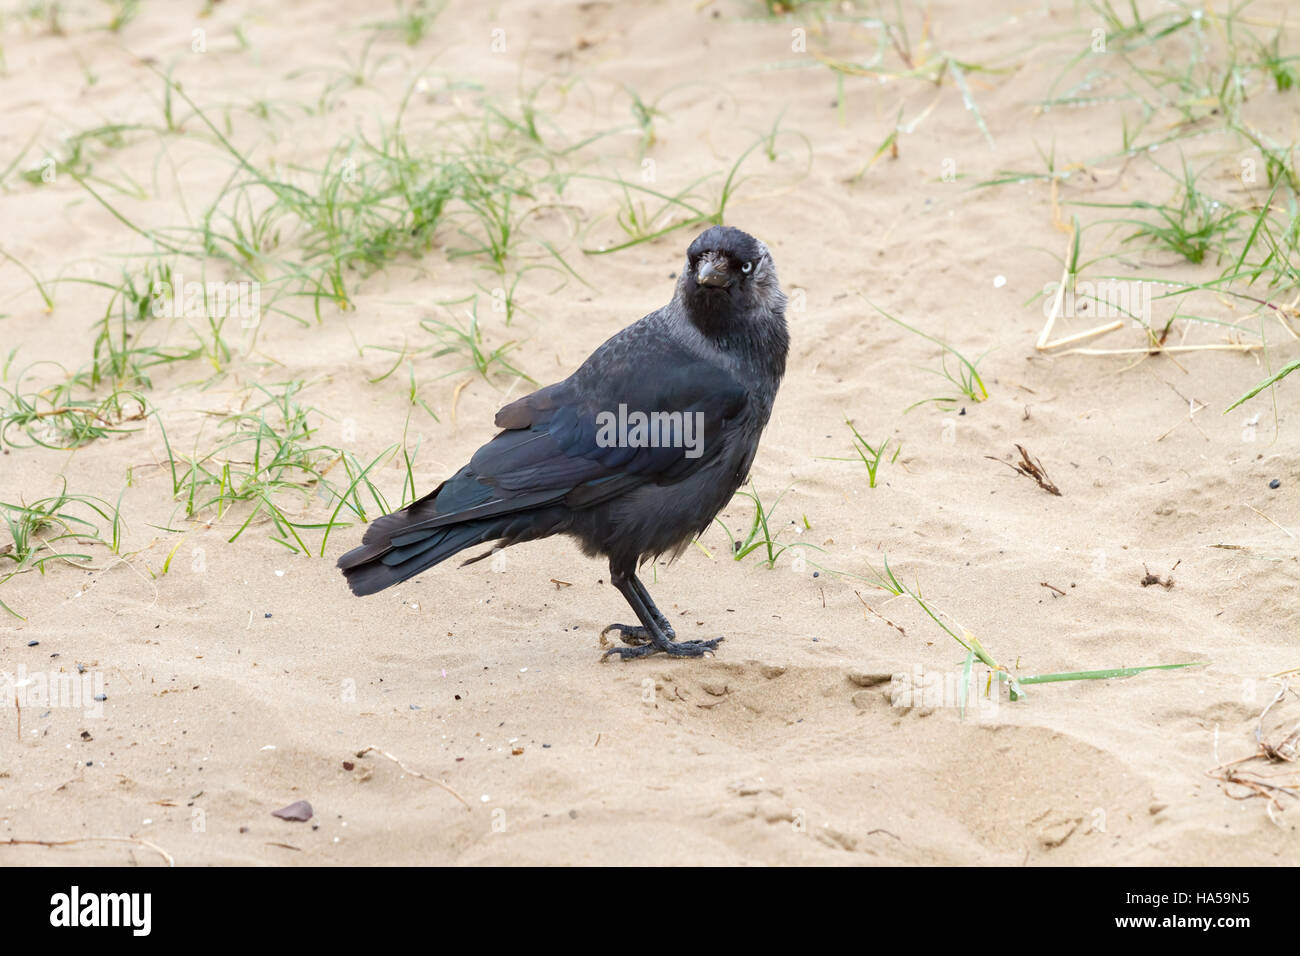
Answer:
[487,352,746,482]
[383,345,749,541]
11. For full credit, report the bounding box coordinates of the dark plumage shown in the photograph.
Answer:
[337,225,789,659]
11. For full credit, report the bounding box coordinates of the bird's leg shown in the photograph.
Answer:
[602,569,722,661]
[601,574,675,646]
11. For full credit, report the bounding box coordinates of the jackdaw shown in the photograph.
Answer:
[338,225,789,659]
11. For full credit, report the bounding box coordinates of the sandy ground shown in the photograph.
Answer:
[1,0,1298,865]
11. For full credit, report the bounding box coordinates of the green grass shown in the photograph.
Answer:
[863,297,988,411]
[0,67,606,454]
[843,420,898,488]
[776,1,1017,148]
[711,483,822,569]
[364,0,444,47]
[20,123,152,196]
[1225,358,1300,412]
[0,480,126,619]
[818,419,899,488]
[1071,156,1243,267]
[0,375,146,449]
[153,381,410,554]
[420,297,537,386]
[871,554,1204,710]
[0,248,54,310]
[973,0,1300,420]
[103,0,140,32]
[0,258,243,452]
[577,123,810,255]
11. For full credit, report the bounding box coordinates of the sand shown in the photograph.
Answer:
[1,0,1298,866]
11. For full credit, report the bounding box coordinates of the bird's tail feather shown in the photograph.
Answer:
[337,518,504,597]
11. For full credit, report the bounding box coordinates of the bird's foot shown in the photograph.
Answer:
[600,622,676,647]
[602,636,722,661]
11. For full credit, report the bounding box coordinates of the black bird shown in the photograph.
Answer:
[338,225,789,659]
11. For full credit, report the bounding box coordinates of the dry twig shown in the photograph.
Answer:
[1207,684,1300,816]
[987,444,1061,496]
[2,835,175,866]
[855,590,906,636]
[355,745,471,810]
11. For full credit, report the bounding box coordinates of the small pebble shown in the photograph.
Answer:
[27,641,38,647]
[271,800,313,822]
[1269,478,1280,489]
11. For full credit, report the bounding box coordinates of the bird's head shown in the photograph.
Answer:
[679,226,785,338]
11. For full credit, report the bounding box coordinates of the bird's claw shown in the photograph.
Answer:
[600,623,675,647]
[601,636,723,661]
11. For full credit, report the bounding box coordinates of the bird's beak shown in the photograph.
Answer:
[696,256,730,289]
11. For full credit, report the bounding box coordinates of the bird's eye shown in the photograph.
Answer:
[741,261,753,274]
